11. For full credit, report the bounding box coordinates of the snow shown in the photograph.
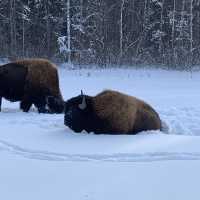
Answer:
[1,67,200,199]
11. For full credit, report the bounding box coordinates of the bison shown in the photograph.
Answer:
[0,59,64,113]
[64,90,162,134]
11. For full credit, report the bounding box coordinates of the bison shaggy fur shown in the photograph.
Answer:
[64,90,162,134]
[0,59,64,113]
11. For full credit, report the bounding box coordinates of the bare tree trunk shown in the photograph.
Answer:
[79,0,83,65]
[180,0,185,49]
[171,0,176,66]
[45,0,50,58]
[190,0,193,60]
[159,0,165,64]
[189,0,194,74]
[119,0,124,62]
[135,0,148,58]
[67,0,71,63]
[22,10,25,58]
[10,0,13,56]
[197,6,200,64]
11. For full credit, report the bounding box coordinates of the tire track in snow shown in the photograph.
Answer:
[0,139,200,162]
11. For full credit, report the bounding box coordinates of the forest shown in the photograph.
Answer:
[0,0,200,69]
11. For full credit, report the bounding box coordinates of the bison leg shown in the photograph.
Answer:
[0,97,2,112]
[34,98,49,113]
[37,105,49,113]
[20,99,32,112]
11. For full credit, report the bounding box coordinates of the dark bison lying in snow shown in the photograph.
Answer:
[0,59,64,113]
[64,90,162,134]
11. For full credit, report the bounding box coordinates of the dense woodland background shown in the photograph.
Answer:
[0,0,200,69]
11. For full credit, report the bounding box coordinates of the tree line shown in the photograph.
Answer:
[0,0,200,69]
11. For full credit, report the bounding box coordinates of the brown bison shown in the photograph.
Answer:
[0,59,64,113]
[64,90,162,134]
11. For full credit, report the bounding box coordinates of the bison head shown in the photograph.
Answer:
[64,91,93,133]
[46,96,64,114]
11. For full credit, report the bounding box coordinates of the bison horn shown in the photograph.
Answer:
[78,90,87,110]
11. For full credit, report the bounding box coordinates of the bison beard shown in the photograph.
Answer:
[0,59,64,113]
[64,90,162,134]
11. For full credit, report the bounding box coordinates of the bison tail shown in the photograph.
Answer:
[161,120,170,134]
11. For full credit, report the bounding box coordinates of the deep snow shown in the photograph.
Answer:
[1,67,200,199]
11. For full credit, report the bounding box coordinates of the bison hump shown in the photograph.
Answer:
[93,90,138,133]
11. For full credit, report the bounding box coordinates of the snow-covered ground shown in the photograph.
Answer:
[1,67,200,199]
